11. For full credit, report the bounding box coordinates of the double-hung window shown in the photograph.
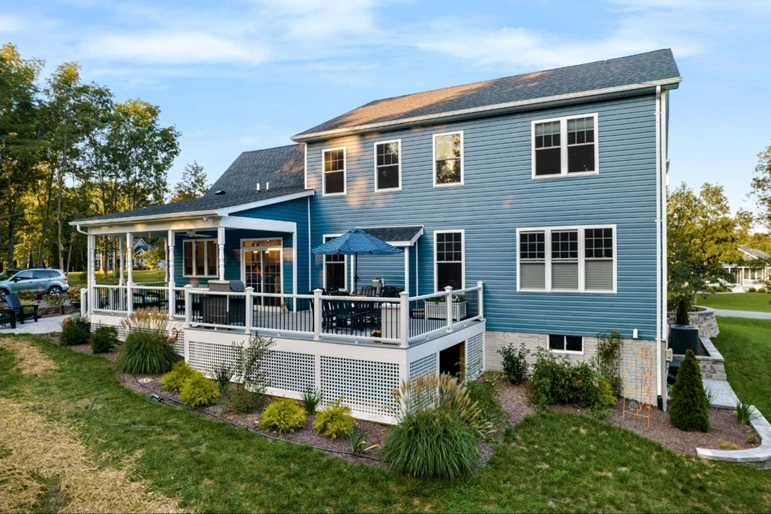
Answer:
[323,148,346,195]
[183,239,217,277]
[533,114,598,178]
[435,231,464,291]
[433,132,463,186]
[517,226,615,293]
[374,140,401,191]
[323,235,347,290]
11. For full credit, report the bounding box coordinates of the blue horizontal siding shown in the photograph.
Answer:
[305,94,660,340]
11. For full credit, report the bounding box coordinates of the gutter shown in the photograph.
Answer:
[70,209,219,227]
[292,77,682,142]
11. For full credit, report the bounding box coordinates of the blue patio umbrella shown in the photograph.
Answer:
[312,229,402,292]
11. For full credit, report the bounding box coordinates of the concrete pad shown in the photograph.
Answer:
[0,315,68,335]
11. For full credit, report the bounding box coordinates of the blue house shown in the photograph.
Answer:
[73,49,679,422]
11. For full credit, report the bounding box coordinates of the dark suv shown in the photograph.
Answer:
[0,268,70,296]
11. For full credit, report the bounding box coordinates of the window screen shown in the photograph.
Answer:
[519,231,545,290]
[585,228,613,291]
[551,230,578,290]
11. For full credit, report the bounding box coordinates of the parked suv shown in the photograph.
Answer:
[0,268,69,296]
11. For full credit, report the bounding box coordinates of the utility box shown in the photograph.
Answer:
[669,325,699,355]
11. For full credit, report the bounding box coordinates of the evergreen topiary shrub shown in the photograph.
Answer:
[60,314,91,346]
[161,361,196,393]
[313,399,355,440]
[179,371,220,408]
[675,295,691,325]
[260,399,306,433]
[90,326,118,353]
[669,349,710,432]
[115,329,178,375]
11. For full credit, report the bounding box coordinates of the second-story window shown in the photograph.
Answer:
[533,114,598,178]
[323,148,346,195]
[435,230,464,291]
[433,132,463,186]
[374,140,401,191]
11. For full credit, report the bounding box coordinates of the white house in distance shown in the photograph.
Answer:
[724,246,770,291]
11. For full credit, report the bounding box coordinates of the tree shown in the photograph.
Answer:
[667,183,743,297]
[669,349,709,432]
[171,161,209,202]
[751,140,771,230]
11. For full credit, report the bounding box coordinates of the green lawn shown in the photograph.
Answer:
[2,336,771,512]
[713,317,771,420]
[697,292,771,312]
[67,269,166,286]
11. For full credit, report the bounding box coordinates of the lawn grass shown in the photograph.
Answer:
[2,335,771,512]
[697,292,771,312]
[712,317,771,419]
[67,269,166,286]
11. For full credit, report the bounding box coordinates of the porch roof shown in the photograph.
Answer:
[357,226,423,247]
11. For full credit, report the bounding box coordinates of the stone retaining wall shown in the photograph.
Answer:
[667,306,719,338]
[673,336,726,381]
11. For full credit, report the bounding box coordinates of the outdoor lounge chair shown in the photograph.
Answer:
[0,309,16,329]
[4,294,38,323]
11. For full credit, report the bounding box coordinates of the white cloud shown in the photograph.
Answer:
[80,31,268,65]
[0,13,26,34]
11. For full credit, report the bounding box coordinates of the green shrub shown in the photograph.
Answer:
[466,379,505,427]
[758,288,768,294]
[597,379,617,408]
[260,399,306,433]
[225,384,264,414]
[18,290,37,302]
[705,286,715,294]
[211,363,233,393]
[715,285,726,293]
[529,348,600,409]
[382,408,479,479]
[60,314,91,346]
[179,372,220,408]
[90,326,118,353]
[497,343,529,384]
[748,287,757,293]
[669,350,710,432]
[313,399,355,440]
[115,329,178,375]
[161,361,196,393]
[302,387,322,415]
[675,295,691,325]
[734,401,758,425]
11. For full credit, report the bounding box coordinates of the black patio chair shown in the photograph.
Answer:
[4,294,38,323]
[0,309,16,329]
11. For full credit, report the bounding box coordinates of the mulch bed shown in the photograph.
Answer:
[118,373,389,467]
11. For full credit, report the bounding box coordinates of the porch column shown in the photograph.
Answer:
[167,229,175,315]
[292,231,297,312]
[126,232,133,313]
[404,246,410,295]
[217,226,225,281]
[87,233,95,316]
[118,235,125,286]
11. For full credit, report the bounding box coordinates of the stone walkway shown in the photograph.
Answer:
[1,315,68,335]
[704,379,739,409]
[713,309,771,320]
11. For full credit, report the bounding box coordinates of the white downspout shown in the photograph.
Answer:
[661,89,669,410]
[655,85,663,406]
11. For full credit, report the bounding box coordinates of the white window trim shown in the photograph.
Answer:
[373,139,402,192]
[516,225,617,293]
[322,147,347,196]
[547,334,585,355]
[182,238,218,278]
[432,131,464,187]
[531,113,599,179]
[239,238,284,294]
[433,229,465,292]
[322,234,348,291]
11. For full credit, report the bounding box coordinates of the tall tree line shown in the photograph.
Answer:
[0,43,181,272]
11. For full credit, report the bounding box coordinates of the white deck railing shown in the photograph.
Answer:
[89,281,484,347]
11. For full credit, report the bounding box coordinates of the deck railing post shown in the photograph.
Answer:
[445,286,453,332]
[399,291,409,347]
[244,287,254,334]
[313,289,322,341]
[184,285,192,327]
[80,288,87,318]
[126,284,133,314]
[477,281,484,320]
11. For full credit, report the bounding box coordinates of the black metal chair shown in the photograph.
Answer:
[4,294,38,323]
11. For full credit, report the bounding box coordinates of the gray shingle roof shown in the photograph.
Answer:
[740,245,771,260]
[74,144,307,223]
[293,49,680,140]
[357,226,423,244]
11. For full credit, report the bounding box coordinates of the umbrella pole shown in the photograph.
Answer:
[353,253,359,293]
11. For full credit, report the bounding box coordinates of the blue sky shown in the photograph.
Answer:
[2,0,770,213]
